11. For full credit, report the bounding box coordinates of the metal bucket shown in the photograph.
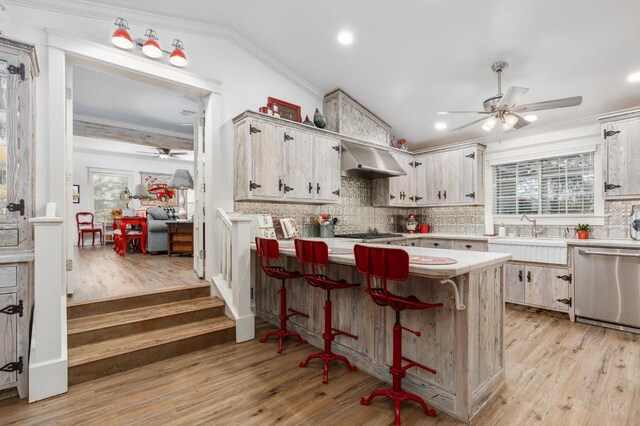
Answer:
[320,224,335,238]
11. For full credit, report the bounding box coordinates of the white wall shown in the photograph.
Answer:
[2,0,323,215]
[73,142,194,219]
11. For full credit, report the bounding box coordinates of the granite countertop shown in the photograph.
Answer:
[251,238,512,279]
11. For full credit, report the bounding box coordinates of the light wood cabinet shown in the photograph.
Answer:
[0,37,37,399]
[601,111,640,199]
[504,262,571,313]
[451,240,487,252]
[234,113,341,204]
[419,239,452,249]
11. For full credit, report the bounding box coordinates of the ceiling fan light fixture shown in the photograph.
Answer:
[142,29,162,58]
[627,71,640,83]
[434,121,447,130]
[524,114,538,122]
[481,116,497,132]
[111,18,133,50]
[169,39,187,67]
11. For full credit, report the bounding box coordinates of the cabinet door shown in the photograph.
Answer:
[524,265,570,312]
[604,119,640,198]
[441,150,462,203]
[283,128,314,200]
[504,263,525,303]
[413,156,428,205]
[314,136,341,202]
[248,119,282,199]
[0,293,18,386]
[423,153,444,204]
[459,147,478,203]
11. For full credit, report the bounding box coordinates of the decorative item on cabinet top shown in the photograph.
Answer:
[258,97,302,123]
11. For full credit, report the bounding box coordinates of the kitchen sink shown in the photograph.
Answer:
[488,238,568,264]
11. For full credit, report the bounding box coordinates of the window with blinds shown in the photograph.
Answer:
[493,152,595,215]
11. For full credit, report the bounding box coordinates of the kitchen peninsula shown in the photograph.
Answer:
[252,239,511,423]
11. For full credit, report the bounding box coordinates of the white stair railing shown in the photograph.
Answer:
[211,208,254,342]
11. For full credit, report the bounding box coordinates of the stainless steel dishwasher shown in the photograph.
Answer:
[574,246,640,332]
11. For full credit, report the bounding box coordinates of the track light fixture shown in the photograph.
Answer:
[110,18,188,68]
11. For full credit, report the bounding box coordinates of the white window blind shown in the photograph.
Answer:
[493,152,595,215]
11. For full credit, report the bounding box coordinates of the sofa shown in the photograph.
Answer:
[146,206,178,253]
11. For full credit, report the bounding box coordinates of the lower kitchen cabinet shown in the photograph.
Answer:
[451,240,487,252]
[419,239,452,249]
[505,262,571,312]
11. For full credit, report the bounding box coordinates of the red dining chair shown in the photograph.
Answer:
[76,212,103,246]
[255,237,308,353]
[294,238,360,384]
[353,244,443,426]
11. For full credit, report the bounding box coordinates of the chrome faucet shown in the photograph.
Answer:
[520,215,542,238]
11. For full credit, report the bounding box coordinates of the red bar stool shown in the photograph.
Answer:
[354,244,443,426]
[294,239,359,384]
[255,237,308,353]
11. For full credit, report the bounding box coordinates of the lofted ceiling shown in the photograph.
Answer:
[84,0,640,149]
[73,66,196,137]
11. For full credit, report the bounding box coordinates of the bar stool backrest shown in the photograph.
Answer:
[255,237,285,279]
[354,244,409,296]
[294,239,330,287]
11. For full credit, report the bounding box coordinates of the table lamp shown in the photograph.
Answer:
[168,169,194,220]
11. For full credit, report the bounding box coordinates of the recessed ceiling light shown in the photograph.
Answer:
[337,31,354,45]
[627,71,640,83]
[434,122,447,130]
[524,115,538,122]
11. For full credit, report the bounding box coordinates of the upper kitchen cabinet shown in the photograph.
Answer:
[234,112,341,204]
[372,150,418,207]
[600,111,640,199]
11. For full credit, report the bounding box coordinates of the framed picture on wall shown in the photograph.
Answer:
[72,184,80,204]
[139,171,178,207]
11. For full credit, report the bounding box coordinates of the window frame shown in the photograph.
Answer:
[87,167,134,224]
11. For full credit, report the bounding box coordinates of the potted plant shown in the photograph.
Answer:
[575,223,591,240]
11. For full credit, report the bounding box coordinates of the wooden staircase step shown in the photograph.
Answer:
[67,297,226,347]
[68,317,235,386]
[67,283,211,319]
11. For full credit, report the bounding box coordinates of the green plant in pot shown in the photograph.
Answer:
[575,223,591,240]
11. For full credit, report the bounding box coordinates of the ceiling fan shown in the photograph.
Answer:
[137,147,190,159]
[441,61,583,132]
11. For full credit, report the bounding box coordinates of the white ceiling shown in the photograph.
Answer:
[84,0,640,149]
[73,66,195,137]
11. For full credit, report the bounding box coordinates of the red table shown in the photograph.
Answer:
[113,216,147,256]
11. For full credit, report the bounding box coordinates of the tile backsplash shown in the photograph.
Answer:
[235,177,640,240]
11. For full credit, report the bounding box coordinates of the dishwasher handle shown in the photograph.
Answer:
[578,249,640,258]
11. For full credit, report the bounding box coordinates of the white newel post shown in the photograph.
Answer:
[230,216,254,342]
[28,217,67,402]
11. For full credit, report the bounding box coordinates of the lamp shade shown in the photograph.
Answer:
[168,169,194,190]
[142,29,162,58]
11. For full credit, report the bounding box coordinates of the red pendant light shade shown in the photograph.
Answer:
[142,29,162,59]
[169,39,188,67]
[111,18,133,50]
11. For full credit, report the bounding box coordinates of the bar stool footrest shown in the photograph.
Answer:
[286,308,309,319]
[401,356,436,375]
[331,327,358,340]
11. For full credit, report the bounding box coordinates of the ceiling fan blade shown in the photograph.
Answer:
[170,152,189,156]
[451,116,491,131]
[136,151,156,155]
[513,95,583,112]
[180,123,193,126]
[512,114,532,130]
[497,86,529,109]
[438,111,492,115]
[180,110,196,116]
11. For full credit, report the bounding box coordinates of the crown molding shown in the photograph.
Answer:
[4,0,322,98]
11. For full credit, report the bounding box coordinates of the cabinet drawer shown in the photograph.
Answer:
[0,266,17,288]
[420,239,452,249]
[452,240,487,252]
[524,265,571,312]
[0,292,18,386]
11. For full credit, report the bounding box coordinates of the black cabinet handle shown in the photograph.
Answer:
[332,189,340,196]
[518,270,523,282]
[604,182,621,191]
[308,182,313,194]
[284,133,294,141]
[443,190,447,200]
[603,129,621,139]
[249,125,261,134]
[465,192,476,199]
[249,181,261,191]
[415,196,422,201]
[438,191,441,200]
[279,179,283,192]
[556,298,572,307]
[284,184,293,193]
[527,271,532,282]
[390,194,395,200]
[465,244,472,249]
[0,300,23,317]
[316,183,320,194]
[433,243,440,247]
[556,274,572,283]
[409,196,415,202]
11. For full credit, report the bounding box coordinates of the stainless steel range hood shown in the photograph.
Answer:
[341,141,407,179]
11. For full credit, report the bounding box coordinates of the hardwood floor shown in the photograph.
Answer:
[1,307,639,425]
[70,244,202,302]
